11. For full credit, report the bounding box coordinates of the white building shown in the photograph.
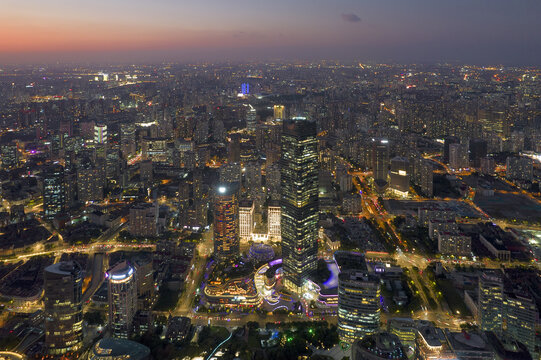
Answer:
[239,200,254,241]
[268,204,281,240]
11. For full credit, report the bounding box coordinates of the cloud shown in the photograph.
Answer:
[341,13,361,23]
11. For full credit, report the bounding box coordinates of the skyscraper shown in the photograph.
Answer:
[338,270,381,343]
[43,164,65,219]
[504,292,538,357]
[94,123,108,144]
[108,261,137,339]
[246,105,257,132]
[478,271,503,333]
[44,261,83,355]
[239,200,254,241]
[280,117,319,294]
[372,139,389,193]
[213,182,240,260]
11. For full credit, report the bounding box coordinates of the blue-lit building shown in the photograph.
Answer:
[107,262,137,339]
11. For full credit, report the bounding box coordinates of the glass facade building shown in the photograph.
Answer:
[280,117,319,294]
[338,270,381,343]
[44,261,83,355]
[43,164,65,219]
[108,262,137,339]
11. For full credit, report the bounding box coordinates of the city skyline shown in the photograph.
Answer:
[1,0,541,65]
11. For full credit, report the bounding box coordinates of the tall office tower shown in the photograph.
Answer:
[449,143,468,170]
[94,123,108,144]
[371,139,389,193]
[239,200,254,241]
[267,203,281,240]
[506,156,533,181]
[478,271,503,333]
[480,156,495,175]
[228,133,241,163]
[273,105,285,120]
[336,165,352,192]
[244,161,262,200]
[443,136,460,164]
[43,164,65,219]
[139,160,153,188]
[194,117,209,144]
[246,105,257,132]
[0,142,19,169]
[338,270,381,343]
[418,159,434,197]
[219,162,242,183]
[504,292,538,357]
[43,261,83,355]
[389,157,409,196]
[107,261,137,339]
[120,123,136,159]
[280,117,319,294]
[178,181,190,228]
[266,163,281,201]
[77,166,103,202]
[213,183,240,261]
[469,139,488,168]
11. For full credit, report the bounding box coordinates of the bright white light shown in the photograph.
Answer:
[218,186,226,194]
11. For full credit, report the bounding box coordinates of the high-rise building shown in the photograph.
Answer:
[219,162,241,183]
[0,142,19,169]
[44,261,83,355]
[267,203,281,240]
[107,261,137,339]
[372,139,389,193]
[246,105,257,132]
[213,183,240,260]
[338,270,381,343]
[506,156,533,181]
[469,139,488,168]
[280,117,319,294]
[449,142,469,170]
[120,123,136,159]
[273,105,285,120]
[443,136,460,164]
[94,123,108,144]
[478,271,503,333]
[129,203,158,238]
[239,200,254,241]
[504,292,538,357]
[43,164,65,219]
[389,157,409,196]
[77,167,103,202]
[480,156,495,175]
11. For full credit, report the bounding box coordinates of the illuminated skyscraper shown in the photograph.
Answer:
[372,139,389,193]
[280,117,318,294]
[246,105,257,132]
[338,270,381,343]
[44,261,83,355]
[94,123,108,144]
[504,292,538,357]
[239,200,254,241]
[43,164,65,219]
[273,105,285,120]
[108,262,137,339]
[478,271,503,334]
[213,182,240,260]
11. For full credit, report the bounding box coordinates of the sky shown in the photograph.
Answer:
[1,0,540,65]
